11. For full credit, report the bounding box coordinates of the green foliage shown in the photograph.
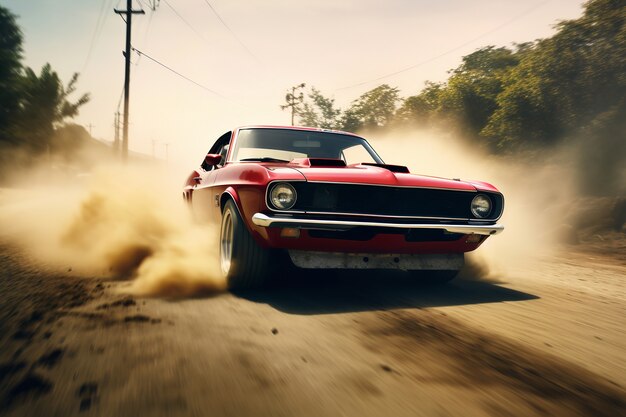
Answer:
[395,82,442,126]
[398,46,521,138]
[483,0,625,148]
[12,65,90,151]
[294,85,400,132]
[392,0,624,162]
[341,84,400,131]
[0,6,23,143]
[0,5,89,153]
[298,87,341,129]
[454,45,520,73]
[439,46,519,138]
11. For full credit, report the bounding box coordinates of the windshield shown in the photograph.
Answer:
[231,128,384,165]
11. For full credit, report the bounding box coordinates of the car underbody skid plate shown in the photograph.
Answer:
[288,251,464,270]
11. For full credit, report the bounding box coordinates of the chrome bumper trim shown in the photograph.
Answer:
[252,213,504,236]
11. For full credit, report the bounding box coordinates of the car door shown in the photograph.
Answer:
[191,131,232,223]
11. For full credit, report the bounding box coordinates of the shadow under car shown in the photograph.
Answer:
[235,269,538,315]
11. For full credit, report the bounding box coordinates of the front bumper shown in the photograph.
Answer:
[251,213,504,236]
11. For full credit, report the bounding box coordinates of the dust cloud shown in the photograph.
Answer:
[0,126,617,294]
[370,127,580,281]
[0,160,225,298]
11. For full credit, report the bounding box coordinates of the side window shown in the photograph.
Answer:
[202,131,232,171]
[216,144,229,168]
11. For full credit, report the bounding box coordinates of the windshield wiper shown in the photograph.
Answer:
[239,157,290,163]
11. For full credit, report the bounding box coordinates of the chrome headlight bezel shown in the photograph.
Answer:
[471,194,492,219]
[269,182,297,210]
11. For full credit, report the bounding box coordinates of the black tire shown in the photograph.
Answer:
[407,270,459,285]
[220,200,272,290]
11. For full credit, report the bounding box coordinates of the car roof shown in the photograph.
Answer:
[234,125,362,138]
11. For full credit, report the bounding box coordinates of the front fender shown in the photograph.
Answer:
[220,186,271,248]
[220,186,241,212]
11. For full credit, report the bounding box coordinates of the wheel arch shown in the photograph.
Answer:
[220,187,270,248]
[220,187,242,214]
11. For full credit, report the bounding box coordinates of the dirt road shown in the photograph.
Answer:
[1,242,625,417]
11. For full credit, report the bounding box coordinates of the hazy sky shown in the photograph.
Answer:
[4,0,584,163]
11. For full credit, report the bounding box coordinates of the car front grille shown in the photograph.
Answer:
[274,182,503,221]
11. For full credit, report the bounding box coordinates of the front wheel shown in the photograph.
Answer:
[220,200,272,290]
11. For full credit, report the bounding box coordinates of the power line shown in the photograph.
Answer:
[82,0,115,73]
[162,0,208,43]
[139,1,156,46]
[335,0,553,92]
[132,47,225,98]
[200,0,258,61]
[135,0,160,12]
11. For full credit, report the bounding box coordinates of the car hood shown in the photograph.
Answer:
[284,162,479,192]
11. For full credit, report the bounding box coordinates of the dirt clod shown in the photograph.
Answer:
[380,364,393,373]
[36,348,64,368]
[76,382,98,412]
[124,314,151,323]
[7,372,53,404]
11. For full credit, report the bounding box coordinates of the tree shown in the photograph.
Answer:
[453,45,519,74]
[0,5,90,153]
[340,84,400,131]
[483,0,626,148]
[338,108,362,133]
[436,46,519,139]
[297,87,341,129]
[13,64,90,151]
[0,6,23,143]
[396,81,442,126]
[395,46,520,135]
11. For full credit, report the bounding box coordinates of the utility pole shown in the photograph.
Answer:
[86,123,95,137]
[113,112,120,154]
[280,83,306,126]
[114,1,145,163]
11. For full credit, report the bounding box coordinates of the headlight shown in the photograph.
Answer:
[270,183,297,210]
[471,194,492,218]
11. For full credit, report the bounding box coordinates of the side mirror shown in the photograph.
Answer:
[204,153,223,167]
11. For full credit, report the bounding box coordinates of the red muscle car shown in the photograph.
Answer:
[184,126,504,289]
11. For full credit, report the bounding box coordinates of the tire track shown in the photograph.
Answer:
[360,309,626,417]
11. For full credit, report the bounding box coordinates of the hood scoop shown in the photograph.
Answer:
[291,158,347,167]
[360,163,410,173]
